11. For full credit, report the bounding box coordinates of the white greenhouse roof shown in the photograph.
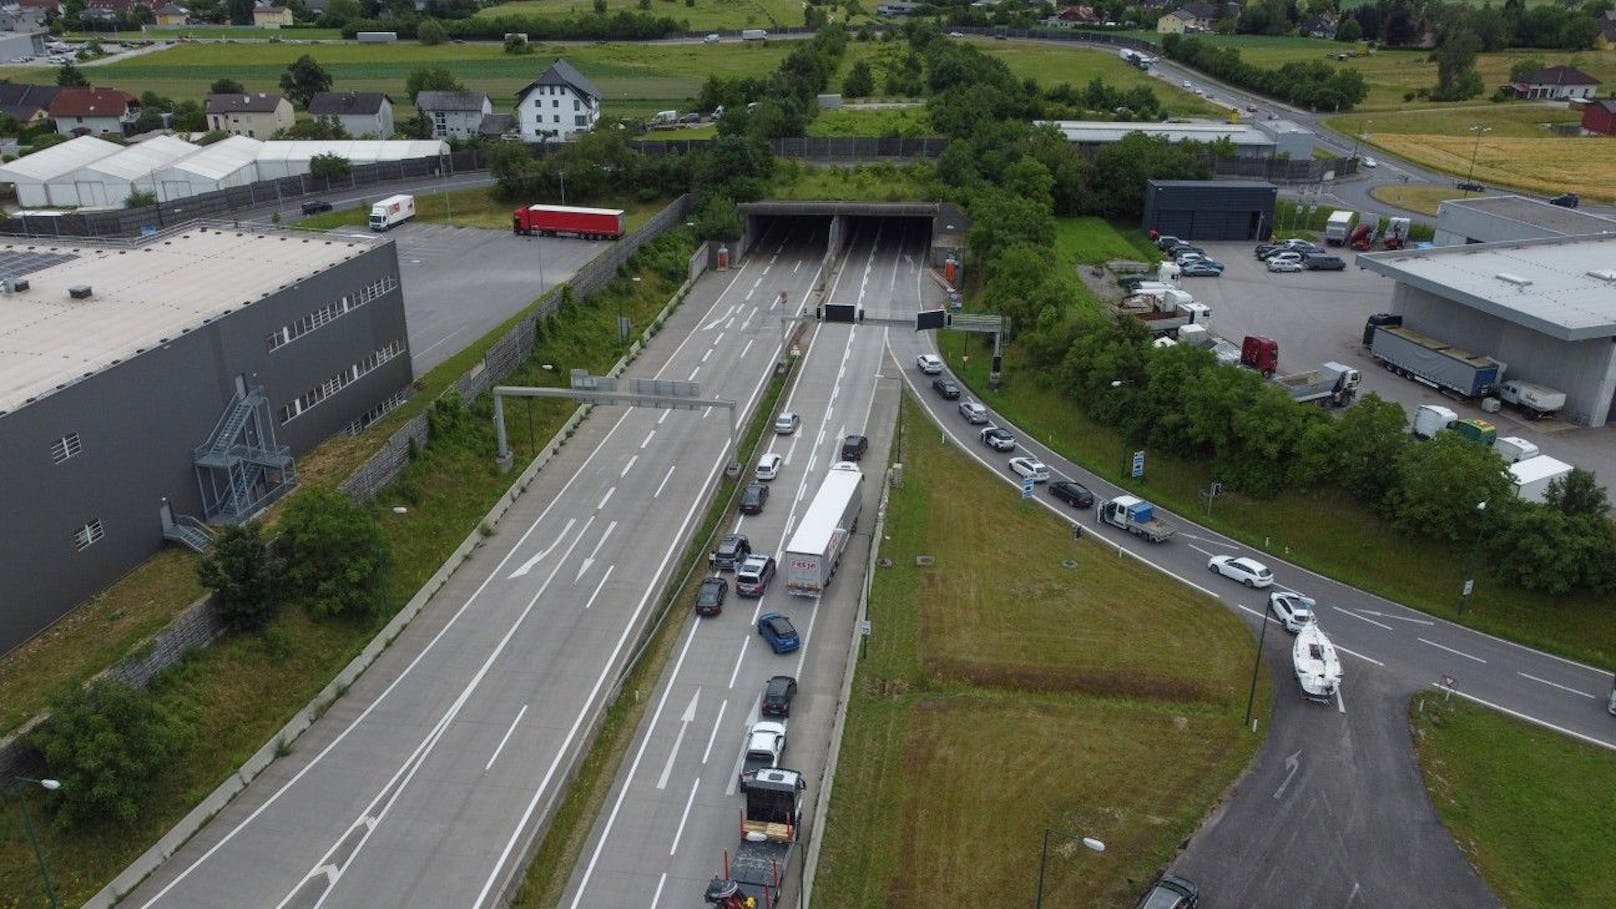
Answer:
[80,135,202,181]
[0,136,124,182]
[167,135,264,180]
[1035,120,1274,148]
[253,139,448,165]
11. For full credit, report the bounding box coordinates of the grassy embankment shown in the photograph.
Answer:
[813,394,1264,906]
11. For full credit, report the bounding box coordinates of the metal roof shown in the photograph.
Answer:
[1035,119,1275,147]
[0,135,123,182]
[1358,234,1616,341]
[252,139,447,164]
[163,135,263,181]
[0,226,383,415]
[1436,194,1616,239]
[78,135,201,181]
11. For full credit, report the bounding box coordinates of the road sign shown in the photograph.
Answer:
[1131,450,1145,479]
[1021,476,1035,499]
[860,620,872,636]
[1462,579,1474,596]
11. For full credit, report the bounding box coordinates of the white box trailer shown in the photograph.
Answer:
[783,462,863,596]
[1509,455,1573,503]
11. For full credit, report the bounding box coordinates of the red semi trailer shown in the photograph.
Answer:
[511,204,626,240]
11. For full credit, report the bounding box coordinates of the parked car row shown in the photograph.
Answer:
[1255,239,1346,272]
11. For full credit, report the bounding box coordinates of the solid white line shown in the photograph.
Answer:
[1335,643,1384,667]
[1419,638,1487,664]
[1518,672,1597,699]
[793,600,821,678]
[586,521,617,561]
[640,429,656,449]
[596,487,614,512]
[620,455,637,479]
[1336,687,1347,715]
[701,698,728,764]
[655,465,675,498]
[484,705,529,772]
[688,366,700,382]
[1332,605,1393,632]
[649,873,666,909]
[1435,684,1616,752]
[740,338,754,359]
[580,566,613,611]
[727,634,749,689]
[668,778,700,856]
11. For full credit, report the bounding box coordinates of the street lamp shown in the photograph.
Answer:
[1035,828,1105,908]
[1466,126,1491,191]
[1458,501,1488,616]
[1111,380,1135,480]
[9,776,61,909]
[1244,600,1272,729]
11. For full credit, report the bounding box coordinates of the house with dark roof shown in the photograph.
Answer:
[1510,65,1600,101]
[251,0,291,26]
[1045,5,1098,28]
[1582,98,1616,136]
[82,0,136,21]
[516,58,601,141]
[153,2,188,25]
[48,87,138,136]
[1300,13,1337,38]
[205,92,293,137]
[0,82,59,125]
[478,113,515,138]
[308,91,394,138]
[1157,3,1216,33]
[0,3,48,29]
[416,90,491,139]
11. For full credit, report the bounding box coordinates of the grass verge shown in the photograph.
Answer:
[1409,694,1616,909]
[813,394,1263,906]
[1368,183,1469,217]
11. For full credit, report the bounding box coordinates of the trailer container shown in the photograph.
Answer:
[511,204,626,240]
[1369,325,1503,398]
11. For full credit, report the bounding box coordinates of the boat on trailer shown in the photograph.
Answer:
[1292,621,1342,702]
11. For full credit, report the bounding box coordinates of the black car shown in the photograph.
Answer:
[931,377,961,399]
[740,483,769,515]
[1456,180,1486,192]
[711,533,751,570]
[1548,192,1580,209]
[840,434,868,461]
[1302,254,1346,271]
[300,199,333,215]
[1135,873,1199,909]
[1049,480,1095,509]
[761,674,798,716]
[695,576,728,616]
[1165,243,1204,259]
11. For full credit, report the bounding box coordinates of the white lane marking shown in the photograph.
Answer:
[564,622,703,909]
[509,518,576,578]
[740,338,753,359]
[793,259,801,273]
[701,348,712,363]
[586,521,617,560]
[484,705,529,772]
[1272,749,1301,799]
[655,689,701,790]
[1336,686,1347,715]
[655,465,675,498]
[702,698,729,763]
[793,601,822,677]
[649,874,666,909]
[1435,684,1616,753]
[415,325,465,359]
[597,487,614,512]
[1332,605,1393,632]
[580,566,613,610]
[669,778,700,856]
[688,366,700,382]
[701,306,734,330]
[727,634,749,689]
[1419,638,1487,664]
[1518,672,1597,699]
[641,429,656,449]
[620,455,637,479]
[1335,643,1384,667]
[657,410,670,425]
[1353,608,1435,626]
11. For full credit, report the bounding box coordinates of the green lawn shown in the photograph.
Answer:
[1053,215,1159,267]
[476,0,811,31]
[814,394,1263,906]
[1410,696,1616,909]
[809,105,933,137]
[1368,183,1470,217]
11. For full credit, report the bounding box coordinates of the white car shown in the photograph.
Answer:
[959,399,988,424]
[773,411,800,435]
[704,33,720,43]
[1209,555,1274,588]
[1008,456,1050,483]
[1360,156,1378,168]
[755,452,783,481]
[1182,79,1192,88]
[981,425,1016,451]
[1266,258,1304,273]
[948,31,965,37]
[1269,591,1316,633]
[1266,250,1303,264]
[916,353,944,375]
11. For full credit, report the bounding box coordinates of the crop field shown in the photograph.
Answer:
[476,0,810,31]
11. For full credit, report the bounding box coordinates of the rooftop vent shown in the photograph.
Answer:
[1587,269,1616,283]
[3,276,29,293]
[68,285,92,300]
[1494,272,1532,288]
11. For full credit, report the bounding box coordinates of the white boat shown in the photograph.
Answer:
[1292,621,1342,702]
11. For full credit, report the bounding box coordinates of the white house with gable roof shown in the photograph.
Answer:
[515,58,601,141]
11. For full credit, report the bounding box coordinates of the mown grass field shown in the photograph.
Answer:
[814,394,1263,906]
[1410,695,1616,909]
[1368,182,1472,216]
[477,0,808,31]
[1054,215,1159,266]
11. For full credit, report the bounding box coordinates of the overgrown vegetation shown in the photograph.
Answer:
[1161,33,1370,110]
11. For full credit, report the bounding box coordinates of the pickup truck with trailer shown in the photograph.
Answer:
[703,768,806,909]
[1272,361,1360,407]
[782,462,863,596]
[511,204,626,240]
[1497,379,1566,420]
[368,194,415,231]
[1098,495,1175,542]
[1367,324,1504,398]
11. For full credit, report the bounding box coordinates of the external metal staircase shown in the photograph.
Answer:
[190,386,298,526]
[162,515,218,553]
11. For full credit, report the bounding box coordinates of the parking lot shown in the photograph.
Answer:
[1172,241,1616,485]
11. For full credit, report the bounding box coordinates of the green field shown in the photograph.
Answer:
[1054,215,1159,266]
[476,0,810,31]
[1410,696,1616,908]
[813,394,1263,906]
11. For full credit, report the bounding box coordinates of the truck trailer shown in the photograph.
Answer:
[783,462,863,596]
[1272,361,1360,407]
[1324,210,1357,246]
[511,203,626,240]
[703,767,806,909]
[1368,324,1504,398]
[1509,455,1574,503]
[368,193,415,231]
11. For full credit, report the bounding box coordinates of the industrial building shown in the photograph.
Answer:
[1359,234,1616,428]
[1141,180,1278,241]
[1433,194,1616,246]
[0,225,412,653]
[1035,120,1277,159]
[1253,119,1315,159]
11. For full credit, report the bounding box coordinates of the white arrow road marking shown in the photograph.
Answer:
[1420,638,1487,664]
[1332,605,1393,632]
[576,520,617,582]
[1273,749,1302,799]
[656,689,701,790]
[1518,672,1597,699]
[1353,608,1435,626]
[508,518,575,578]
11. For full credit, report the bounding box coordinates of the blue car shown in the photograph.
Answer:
[1180,260,1224,277]
[756,612,801,653]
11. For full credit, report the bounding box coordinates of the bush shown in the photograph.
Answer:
[418,17,448,45]
[197,521,285,632]
[279,487,390,621]
[31,680,188,829]
[310,152,351,178]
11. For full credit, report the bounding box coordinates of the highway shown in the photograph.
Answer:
[560,217,936,907]
[123,219,830,909]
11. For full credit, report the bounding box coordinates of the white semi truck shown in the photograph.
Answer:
[782,462,863,596]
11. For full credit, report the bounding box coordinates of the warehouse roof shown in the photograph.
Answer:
[163,135,263,180]
[0,135,123,182]
[252,139,447,164]
[1034,119,1275,147]
[1437,194,1616,239]
[1359,234,1616,341]
[0,226,382,415]
[77,135,200,181]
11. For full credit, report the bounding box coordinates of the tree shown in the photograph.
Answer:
[1544,467,1608,518]
[317,0,361,27]
[279,54,333,109]
[842,60,874,98]
[417,17,448,45]
[31,680,188,829]
[57,62,89,88]
[197,521,284,632]
[692,193,742,241]
[1334,18,1362,42]
[309,152,352,178]
[125,188,157,208]
[210,77,246,95]
[405,66,464,104]
[276,117,350,140]
[279,487,389,620]
[131,106,167,134]
[227,0,253,24]
[1386,434,1513,545]
[504,33,534,54]
[1430,30,1485,101]
[1329,393,1411,504]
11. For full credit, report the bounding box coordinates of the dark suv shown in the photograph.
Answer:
[761,675,798,716]
[694,576,727,616]
[840,434,868,461]
[1136,873,1199,909]
[710,533,751,570]
[1302,253,1346,271]
[300,199,333,215]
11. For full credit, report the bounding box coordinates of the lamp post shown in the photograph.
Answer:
[1034,828,1105,908]
[1243,599,1271,729]
[1458,500,1488,616]
[1111,380,1134,481]
[1465,126,1491,191]
[9,776,61,909]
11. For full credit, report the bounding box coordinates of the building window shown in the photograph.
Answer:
[278,339,406,424]
[72,519,104,551]
[575,115,586,127]
[552,99,559,108]
[50,432,82,463]
[573,99,580,111]
[266,274,399,352]
[533,98,541,108]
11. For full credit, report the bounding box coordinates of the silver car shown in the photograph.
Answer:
[959,399,988,424]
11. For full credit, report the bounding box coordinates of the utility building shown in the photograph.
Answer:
[0,225,412,654]
[1359,234,1616,428]
[1433,195,1616,246]
[1141,180,1278,241]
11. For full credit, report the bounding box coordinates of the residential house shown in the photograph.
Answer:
[303,0,327,12]
[1045,5,1097,27]
[0,4,47,30]
[15,0,58,12]
[1156,3,1215,34]
[307,91,394,138]
[82,0,136,21]
[205,92,294,138]
[515,58,601,142]
[1300,13,1337,39]
[1510,65,1600,101]
[415,90,492,139]
[875,2,921,16]
[477,113,514,139]
[0,82,59,126]
[49,87,138,136]
[1582,99,1616,135]
[153,2,188,25]
[251,1,292,26]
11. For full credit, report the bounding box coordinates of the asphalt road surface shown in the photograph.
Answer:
[124,220,828,909]
[560,217,938,907]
